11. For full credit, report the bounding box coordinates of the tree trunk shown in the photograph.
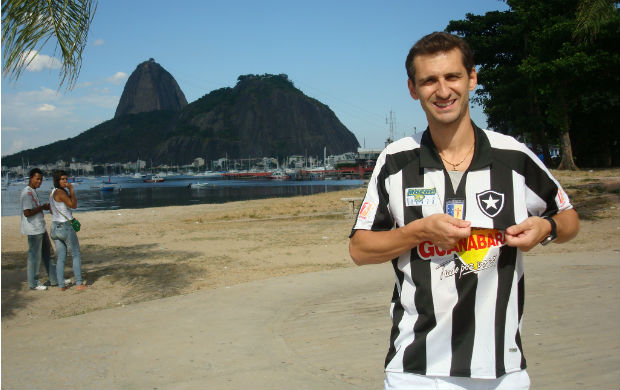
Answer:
[557,130,578,170]
[555,92,579,170]
[526,85,553,166]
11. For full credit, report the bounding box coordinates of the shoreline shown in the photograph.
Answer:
[0,178,366,217]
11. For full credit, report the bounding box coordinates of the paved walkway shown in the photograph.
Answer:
[2,250,619,389]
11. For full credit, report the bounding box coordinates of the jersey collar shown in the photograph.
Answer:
[419,122,492,171]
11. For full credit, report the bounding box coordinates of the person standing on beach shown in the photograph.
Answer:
[349,32,580,390]
[49,170,87,291]
[20,168,58,290]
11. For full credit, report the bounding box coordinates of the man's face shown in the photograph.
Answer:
[29,173,43,189]
[408,48,477,128]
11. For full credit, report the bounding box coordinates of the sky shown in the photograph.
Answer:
[1,0,510,159]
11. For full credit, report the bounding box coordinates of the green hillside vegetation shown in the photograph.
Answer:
[3,111,177,166]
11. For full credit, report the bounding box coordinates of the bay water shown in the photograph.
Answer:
[1,175,364,217]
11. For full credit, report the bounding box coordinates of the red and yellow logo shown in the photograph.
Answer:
[557,188,567,207]
[417,229,505,271]
[358,201,376,220]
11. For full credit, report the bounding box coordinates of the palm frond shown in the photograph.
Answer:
[2,0,97,89]
[573,0,617,42]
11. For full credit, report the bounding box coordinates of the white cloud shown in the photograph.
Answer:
[80,94,118,109]
[93,39,105,46]
[1,87,61,116]
[37,104,56,112]
[1,85,120,156]
[107,72,128,85]
[1,126,21,132]
[21,50,62,72]
[25,87,59,100]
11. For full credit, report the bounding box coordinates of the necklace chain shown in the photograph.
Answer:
[439,143,475,171]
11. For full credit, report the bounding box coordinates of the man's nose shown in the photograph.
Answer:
[436,79,451,98]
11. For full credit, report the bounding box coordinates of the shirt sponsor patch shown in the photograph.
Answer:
[557,188,567,207]
[417,229,506,279]
[358,201,376,220]
[405,187,437,207]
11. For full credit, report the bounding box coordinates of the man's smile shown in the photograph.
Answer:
[434,99,456,108]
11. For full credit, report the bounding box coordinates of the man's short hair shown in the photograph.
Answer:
[29,168,43,178]
[405,31,475,83]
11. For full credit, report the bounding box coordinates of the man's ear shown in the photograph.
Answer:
[408,79,419,100]
[468,68,478,91]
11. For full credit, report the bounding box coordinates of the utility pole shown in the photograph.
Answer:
[385,110,395,147]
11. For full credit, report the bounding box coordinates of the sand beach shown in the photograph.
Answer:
[2,168,619,389]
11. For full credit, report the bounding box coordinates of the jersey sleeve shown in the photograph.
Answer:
[350,151,394,236]
[520,144,573,217]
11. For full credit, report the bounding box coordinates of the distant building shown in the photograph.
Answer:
[123,160,145,172]
[193,157,205,168]
[69,162,94,174]
[357,148,382,161]
[213,157,228,170]
[287,155,306,169]
[328,152,357,167]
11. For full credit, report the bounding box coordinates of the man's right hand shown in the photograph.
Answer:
[421,213,472,250]
[23,204,47,217]
[349,213,472,266]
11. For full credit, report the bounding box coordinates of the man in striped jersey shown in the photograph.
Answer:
[349,32,580,390]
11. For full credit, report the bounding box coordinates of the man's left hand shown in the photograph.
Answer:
[505,216,550,252]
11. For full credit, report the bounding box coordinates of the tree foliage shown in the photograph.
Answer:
[2,0,97,89]
[447,0,619,168]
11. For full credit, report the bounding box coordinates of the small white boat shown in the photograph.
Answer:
[188,182,210,189]
[143,175,164,183]
[268,170,290,180]
[196,171,224,179]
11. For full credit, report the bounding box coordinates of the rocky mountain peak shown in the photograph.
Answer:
[114,59,187,118]
[3,72,360,166]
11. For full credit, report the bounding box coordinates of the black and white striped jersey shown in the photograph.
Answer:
[351,123,573,379]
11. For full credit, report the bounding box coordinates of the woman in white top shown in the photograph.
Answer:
[49,170,87,291]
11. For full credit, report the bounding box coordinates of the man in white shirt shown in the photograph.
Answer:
[20,168,58,290]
